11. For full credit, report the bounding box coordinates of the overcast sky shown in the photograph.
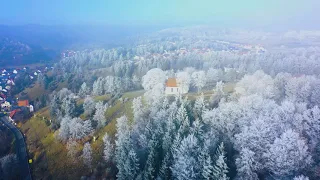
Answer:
[1,0,319,30]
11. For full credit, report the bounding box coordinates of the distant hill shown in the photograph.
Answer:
[0,38,53,67]
[0,24,164,66]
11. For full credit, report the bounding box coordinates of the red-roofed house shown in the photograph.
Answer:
[9,109,21,120]
[18,100,29,107]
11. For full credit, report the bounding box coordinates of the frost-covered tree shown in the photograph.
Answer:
[93,101,107,128]
[293,175,310,180]
[59,116,72,141]
[50,95,60,118]
[194,93,205,118]
[235,148,259,180]
[59,117,93,141]
[191,71,206,92]
[67,140,80,163]
[235,70,278,99]
[69,118,93,140]
[104,76,123,94]
[285,76,314,103]
[144,83,165,107]
[79,82,90,97]
[263,129,312,176]
[176,71,191,93]
[143,138,158,180]
[310,79,320,106]
[83,97,95,116]
[103,133,113,162]
[82,142,93,168]
[142,68,166,91]
[274,72,292,99]
[92,77,104,95]
[57,88,72,101]
[132,97,144,122]
[62,94,77,117]
[115,116,137,179]
[224,68,238,82]
[122,149,140,180]
[297,106,320,150]
[200,148,214,180]
[210,81,225,107]
[206,68,223,86]
[176,102,189,135]
[212,142,229,180]
[0,154,19,180]
[172,134,201,180]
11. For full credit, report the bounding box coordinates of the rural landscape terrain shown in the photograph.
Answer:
[1,26,320,180]
[2,0,320,179]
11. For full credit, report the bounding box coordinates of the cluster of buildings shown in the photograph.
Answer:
[0,67,47,122]
[134,42,266,63]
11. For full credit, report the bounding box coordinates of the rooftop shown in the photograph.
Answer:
[166,78,178,87]
[18,100,29,107]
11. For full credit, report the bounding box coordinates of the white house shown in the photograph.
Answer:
[29,105,34,113]
[7,79,14,85]
[165,78,182,95]
[13,70,18,74]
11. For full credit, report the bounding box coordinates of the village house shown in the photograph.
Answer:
[18,100,34,113]
[9,107,31,122]
[1,101,11,110]
[18,100,29,107]
[165,78,183,95]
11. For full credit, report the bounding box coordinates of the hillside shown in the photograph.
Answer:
[0,38,54,66]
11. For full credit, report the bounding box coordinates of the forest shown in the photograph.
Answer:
[13,28,320,180]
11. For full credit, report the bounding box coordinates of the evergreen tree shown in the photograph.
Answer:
[172,134,201,180]
[202,155,214,180]
[62,94,77,117]
[103,133,113,163]
[194,93,205,119]
[212,142,229,180]
[82,142,93,168]
[79,82,90,97]
[235,148,259,180]
[93,101,107,128]
[83,96,95,116]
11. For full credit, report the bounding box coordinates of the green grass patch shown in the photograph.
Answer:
[21,112,88,180]
[20,90,144,179]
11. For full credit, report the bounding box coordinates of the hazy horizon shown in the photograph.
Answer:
[1,0,320,31]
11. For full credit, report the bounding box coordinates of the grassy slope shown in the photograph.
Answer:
[20,109,87,180]
[91,91,143,165]
[19,79,68,102]
[20,90,144,179]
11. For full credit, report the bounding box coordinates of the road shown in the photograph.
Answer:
[0,116,32,180]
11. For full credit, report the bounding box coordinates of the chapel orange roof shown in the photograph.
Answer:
[166,78,178,87]
[18,100,29,107]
